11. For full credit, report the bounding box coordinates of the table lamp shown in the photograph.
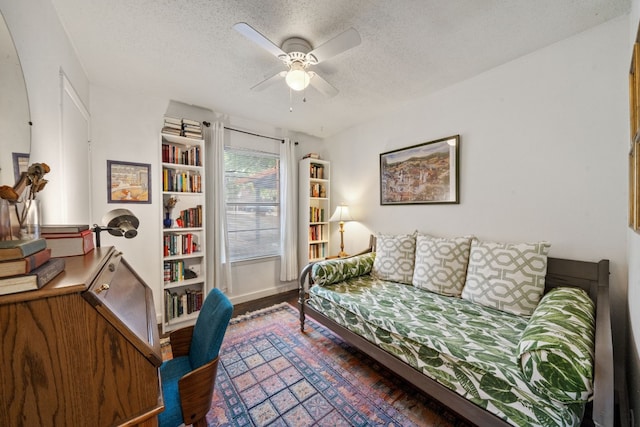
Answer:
[329,203,353,257]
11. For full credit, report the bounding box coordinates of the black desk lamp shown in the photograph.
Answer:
[92,208,139,247]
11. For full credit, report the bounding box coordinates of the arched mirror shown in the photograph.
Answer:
[0,10,31,187]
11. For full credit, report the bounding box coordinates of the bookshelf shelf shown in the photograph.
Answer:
[298,158,331,267]
[162,163,203,172]
[163,227,203,233]
[163,253,204,261]
[163,277,204,290]
[160,120,207,334]
[166,311,199,326]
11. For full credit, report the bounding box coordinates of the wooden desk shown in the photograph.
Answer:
[0,247,163,426]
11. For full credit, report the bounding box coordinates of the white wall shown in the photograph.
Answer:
[0,0,89,223]
[326,15,630,404]
[88,85,324,316]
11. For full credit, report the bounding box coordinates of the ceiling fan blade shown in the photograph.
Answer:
[308,28,361,63]
[309,73,339,98]
[250,71,286,92]
[233,22,286,58]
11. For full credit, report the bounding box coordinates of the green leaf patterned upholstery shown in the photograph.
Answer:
[461,239,550,316]
[517,287,595,403]
[311,252,375,286]
[371,232,416,284]
[308,276,593,426]
[412,234,472,296]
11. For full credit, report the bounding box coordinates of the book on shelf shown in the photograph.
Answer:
[164,116,182,126]
[161,126,182,136]
[0,238,47,262]
[0,248,52,278]
[310,163,324,179]
[42,229,95,258]
[41,224,90,234]
[162,117,202,139]
[164,288,204,321]
[182,118,201,127]
[303,153,320,159]
[0,257,66,295]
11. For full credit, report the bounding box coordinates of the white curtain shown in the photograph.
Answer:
[279,138,298,281]
[206,121,233,293]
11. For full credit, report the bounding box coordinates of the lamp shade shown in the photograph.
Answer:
[285,62,310,91]
[329,204,353,222]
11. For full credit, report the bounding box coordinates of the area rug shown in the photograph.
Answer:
[163,303,473,426]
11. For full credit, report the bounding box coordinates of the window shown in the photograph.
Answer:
[225,147,280,261]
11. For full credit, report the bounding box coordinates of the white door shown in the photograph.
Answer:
[60,72,91,224]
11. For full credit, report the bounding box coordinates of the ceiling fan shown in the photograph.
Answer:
[233,22,361,98]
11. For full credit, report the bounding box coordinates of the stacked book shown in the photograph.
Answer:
[162,116,203,140]
[41,224,94,258]
[162,116,183,136]
[0,238,66,295]
[182,118,202,139]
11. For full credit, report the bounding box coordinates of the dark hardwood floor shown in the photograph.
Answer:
[231,289,298,318]
[160,290,299,338]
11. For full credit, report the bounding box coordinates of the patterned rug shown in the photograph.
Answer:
[163,303,473,426]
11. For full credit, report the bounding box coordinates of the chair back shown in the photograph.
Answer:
[188,288,233,369]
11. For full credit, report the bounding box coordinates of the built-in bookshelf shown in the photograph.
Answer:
[298,157,330,267]
[160,118,206,333]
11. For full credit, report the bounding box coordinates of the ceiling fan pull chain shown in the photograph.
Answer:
[289,87,293,112]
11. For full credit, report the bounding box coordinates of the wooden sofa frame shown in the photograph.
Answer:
[298,237,614,427]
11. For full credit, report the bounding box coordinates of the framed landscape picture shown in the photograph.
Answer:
[107,160,151,204]
[380,135,460,205]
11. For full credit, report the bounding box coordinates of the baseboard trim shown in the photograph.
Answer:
[227,283,297,305]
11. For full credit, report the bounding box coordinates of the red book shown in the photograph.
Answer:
[42,229,95,258]
[0,248,52,278]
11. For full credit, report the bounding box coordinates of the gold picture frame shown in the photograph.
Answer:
[629,43,640,230]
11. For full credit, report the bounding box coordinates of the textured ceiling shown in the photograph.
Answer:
[51,0,629,138]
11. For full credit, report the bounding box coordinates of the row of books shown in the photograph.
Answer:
[310,183,327,198]
[0,238,66,295]
[162,116,203,140]
[177,205,203,228]
[309,243,327,260]
[309,224,326,242]
[162,169,202,193]
[164,288,204,321]
[162,143,202,167]
[309,207,326,223]
[163,260,199,283]
[163,233,199,257]
[309,163,325,179]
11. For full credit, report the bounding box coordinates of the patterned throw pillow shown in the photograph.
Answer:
[311,252,375,286]
[371,232,416,284]
[412,234,472,296]
[461,239,550,316]
[517,287,595,403]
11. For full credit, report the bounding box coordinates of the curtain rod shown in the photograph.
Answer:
[225,126,297,144]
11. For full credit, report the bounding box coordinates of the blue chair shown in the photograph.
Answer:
[159,288,233,427]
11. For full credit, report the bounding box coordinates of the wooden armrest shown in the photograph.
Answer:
[592,281,614,427]
[169,325,194,358]
[178,356,219,425]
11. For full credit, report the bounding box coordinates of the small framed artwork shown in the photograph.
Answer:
[107,160,151,204]
[380,135,460,205]
[12,152,29,182]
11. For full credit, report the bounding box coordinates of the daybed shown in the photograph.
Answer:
[298,233,614,427]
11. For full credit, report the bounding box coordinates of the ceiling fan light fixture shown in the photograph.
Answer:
[285,62,310,91]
